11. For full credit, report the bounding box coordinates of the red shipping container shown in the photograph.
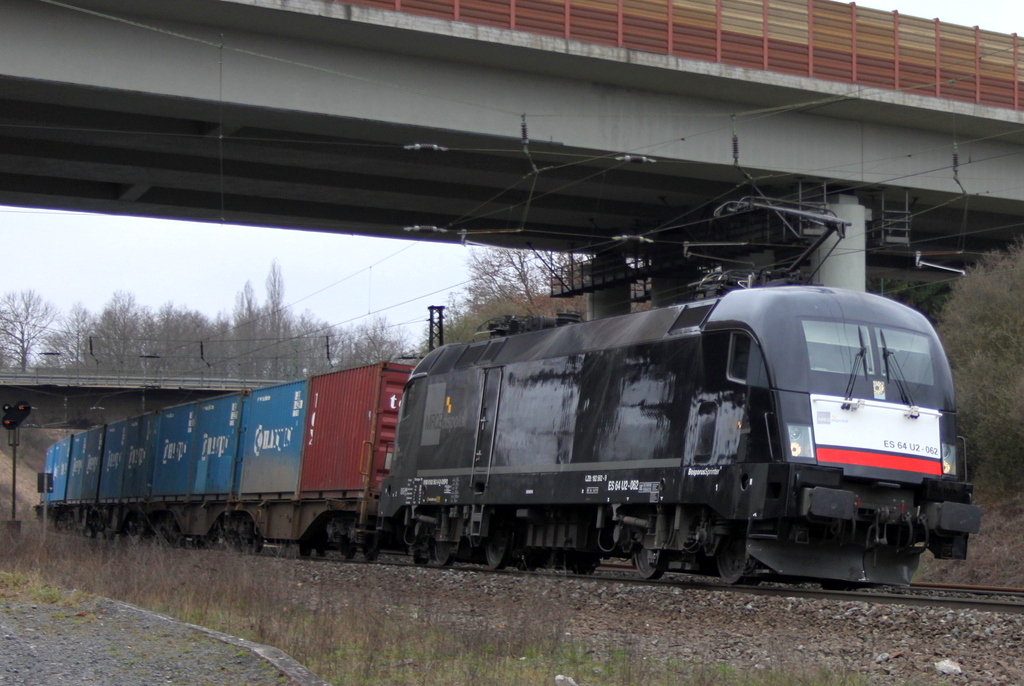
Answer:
[299,362,412,497]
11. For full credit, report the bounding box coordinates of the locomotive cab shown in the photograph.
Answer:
[703,287,979,584]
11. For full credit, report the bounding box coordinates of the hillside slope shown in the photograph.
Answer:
[0,428,66,520]
[917,491,1024,587]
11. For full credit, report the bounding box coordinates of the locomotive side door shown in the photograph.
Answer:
[472,367,503,494]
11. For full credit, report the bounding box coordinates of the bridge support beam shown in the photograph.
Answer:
[650,248,702,308]
[812,195,867,292]
[587,254,632,320]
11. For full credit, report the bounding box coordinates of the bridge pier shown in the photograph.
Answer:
[812,195,867,292]
[587,254,632,320]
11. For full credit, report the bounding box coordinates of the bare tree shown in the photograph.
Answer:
[92,291,148,372]
[440,247,587,345]
[0,289,59,370]
[42,302,95,368]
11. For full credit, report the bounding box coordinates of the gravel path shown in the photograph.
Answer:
[0,591,320,686]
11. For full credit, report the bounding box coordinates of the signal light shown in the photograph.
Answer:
[2,401,31,430]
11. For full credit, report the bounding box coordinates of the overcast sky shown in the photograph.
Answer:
[0,208,473,343]
[1,0,1018,342]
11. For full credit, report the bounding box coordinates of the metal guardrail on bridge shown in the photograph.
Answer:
[0,371,288,391]
[352,0,1023,111]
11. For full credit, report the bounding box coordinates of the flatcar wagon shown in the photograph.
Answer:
[378,285,982,586]
[39,362,411,556]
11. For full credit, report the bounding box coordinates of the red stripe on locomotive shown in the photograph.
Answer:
[817,446,942,475]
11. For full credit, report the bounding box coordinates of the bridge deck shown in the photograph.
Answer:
[348,0,1022,110]
[0,371,284,391]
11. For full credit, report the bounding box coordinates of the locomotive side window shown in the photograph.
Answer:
[727,334,750,383]
[726,333,769,387]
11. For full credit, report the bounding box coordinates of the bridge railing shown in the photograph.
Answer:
[347,0,1022,110]
[0,369,286,390]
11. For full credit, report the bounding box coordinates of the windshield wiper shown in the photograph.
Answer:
[879,330,919,417]
[841,327,869,410]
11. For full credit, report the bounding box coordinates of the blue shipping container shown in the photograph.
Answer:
[67,427,104,503]
[152,403,196,498]
[44,437,72,504]
[192,394,243,497]
[99,420,128,501]
[239,380,308,496]
[122,414,157,499]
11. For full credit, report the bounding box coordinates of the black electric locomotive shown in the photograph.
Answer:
[379,285,982,586]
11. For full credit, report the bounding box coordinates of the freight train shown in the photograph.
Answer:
[39,285,982,587]
[39,362,410,557]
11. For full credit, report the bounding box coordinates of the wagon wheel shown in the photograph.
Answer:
[484,527,512,570]
[633,548,665,580]
[716,536,755,585]
[339,538,357,560]
[124,516,148,544]
[433,540,457,566]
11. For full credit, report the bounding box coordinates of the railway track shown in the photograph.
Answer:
[288,548,1024,615]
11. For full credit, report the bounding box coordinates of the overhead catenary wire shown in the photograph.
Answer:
[19,0,1024,305]
[19,0,1024,253]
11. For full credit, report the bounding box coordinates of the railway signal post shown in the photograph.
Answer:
[3,401,31,534]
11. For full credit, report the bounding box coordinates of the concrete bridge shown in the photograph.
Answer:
[3,0,1024,314]
[0,371,284,429]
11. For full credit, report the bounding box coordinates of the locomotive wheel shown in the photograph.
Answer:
[633,549,665,580]
[484,528,512,570]
[433,541,457,566]
[716,537,754,584]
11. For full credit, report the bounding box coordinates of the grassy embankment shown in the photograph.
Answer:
[0,526,864,686]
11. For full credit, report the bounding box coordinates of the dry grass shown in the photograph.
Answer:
[917,490,1024,588]
[0,522,865,686]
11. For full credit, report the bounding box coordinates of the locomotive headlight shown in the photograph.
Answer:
[787,424,815,459]
[941,443,957,476]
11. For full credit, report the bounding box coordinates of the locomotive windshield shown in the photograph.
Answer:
[802,321,934,387]
[707,287,955,411]
[796,318,941,406]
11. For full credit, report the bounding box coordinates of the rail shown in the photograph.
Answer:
[342,0,1023,110]
[0,370,286,391]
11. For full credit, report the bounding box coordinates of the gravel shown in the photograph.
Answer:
[5,555,1024,685]
[0,593,299,686]
[285,558,1024,685]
